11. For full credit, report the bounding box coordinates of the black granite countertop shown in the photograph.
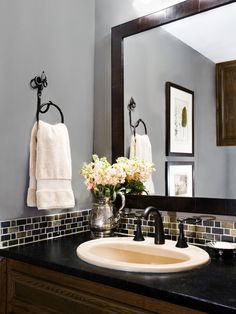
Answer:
[1,232,236,313]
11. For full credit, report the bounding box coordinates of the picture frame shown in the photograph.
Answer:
[166,82,194,156]
[165,161,194,197]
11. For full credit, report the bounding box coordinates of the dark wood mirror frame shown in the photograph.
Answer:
[111,0,236,216]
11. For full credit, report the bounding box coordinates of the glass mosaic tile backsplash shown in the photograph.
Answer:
[1,209,236,248]
[0,209,90,248]
[117,212,236,245]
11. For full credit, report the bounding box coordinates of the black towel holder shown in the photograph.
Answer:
[37,101,64,123]
[133,118,147,136]
[127,97,147,135]
[30,71,64,123]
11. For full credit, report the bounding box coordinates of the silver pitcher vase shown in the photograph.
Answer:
[89,192,125,237]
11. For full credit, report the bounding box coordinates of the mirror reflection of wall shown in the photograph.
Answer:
[124,3,236,199]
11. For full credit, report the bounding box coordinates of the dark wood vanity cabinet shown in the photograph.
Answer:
[216,60,236,146]
[0,257,7,314]
[0,258,205,314]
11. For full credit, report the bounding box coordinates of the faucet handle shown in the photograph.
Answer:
[177,217,201,225]
[133,214,145,242]
[176,217,202,248]
[176,220,188,248]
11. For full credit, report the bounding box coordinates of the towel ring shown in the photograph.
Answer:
[37,101,64,123]
[133,118,147,136]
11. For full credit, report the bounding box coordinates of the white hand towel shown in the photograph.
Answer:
[27,120,75,210]
[130,133,155,194]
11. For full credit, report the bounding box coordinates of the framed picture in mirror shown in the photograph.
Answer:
[166,161,194,197]
[166,82,194,156]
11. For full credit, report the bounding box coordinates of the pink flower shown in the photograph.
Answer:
[80,155,155,197]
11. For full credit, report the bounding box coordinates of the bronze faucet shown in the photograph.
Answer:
[143,206,165,244]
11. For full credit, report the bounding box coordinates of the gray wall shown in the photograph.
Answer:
[124,27,227,198]
[94,0,184,160]
[0,0,95,220]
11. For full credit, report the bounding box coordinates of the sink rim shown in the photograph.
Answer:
[76,237,210,273]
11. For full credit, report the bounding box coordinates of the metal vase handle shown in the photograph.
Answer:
[116,192,126,214]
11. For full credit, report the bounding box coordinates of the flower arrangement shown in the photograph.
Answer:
[116,157,155,195]
[80,155,155,199]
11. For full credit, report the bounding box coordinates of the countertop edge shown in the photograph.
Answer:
[0,233,236,314]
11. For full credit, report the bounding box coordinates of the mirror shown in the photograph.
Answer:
[124,3,236,199]
[112,0,236,214]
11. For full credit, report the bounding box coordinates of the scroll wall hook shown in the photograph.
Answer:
[127,97,147,135]
[30,71,49,119]
[127,97,136,132]
[30,72,65,123]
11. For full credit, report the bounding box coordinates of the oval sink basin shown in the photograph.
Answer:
[76,237,210,273]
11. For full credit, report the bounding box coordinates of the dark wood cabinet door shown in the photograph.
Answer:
[6,259,205,314]
[0,257,6,314]
[216,60,236,145]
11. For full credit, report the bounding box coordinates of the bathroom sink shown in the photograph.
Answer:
[76,237,210,273]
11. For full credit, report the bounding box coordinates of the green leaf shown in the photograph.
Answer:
[182,106,187,127]
[113,191,117,201]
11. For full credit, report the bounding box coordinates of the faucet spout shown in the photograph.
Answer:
[143,206,165,244]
